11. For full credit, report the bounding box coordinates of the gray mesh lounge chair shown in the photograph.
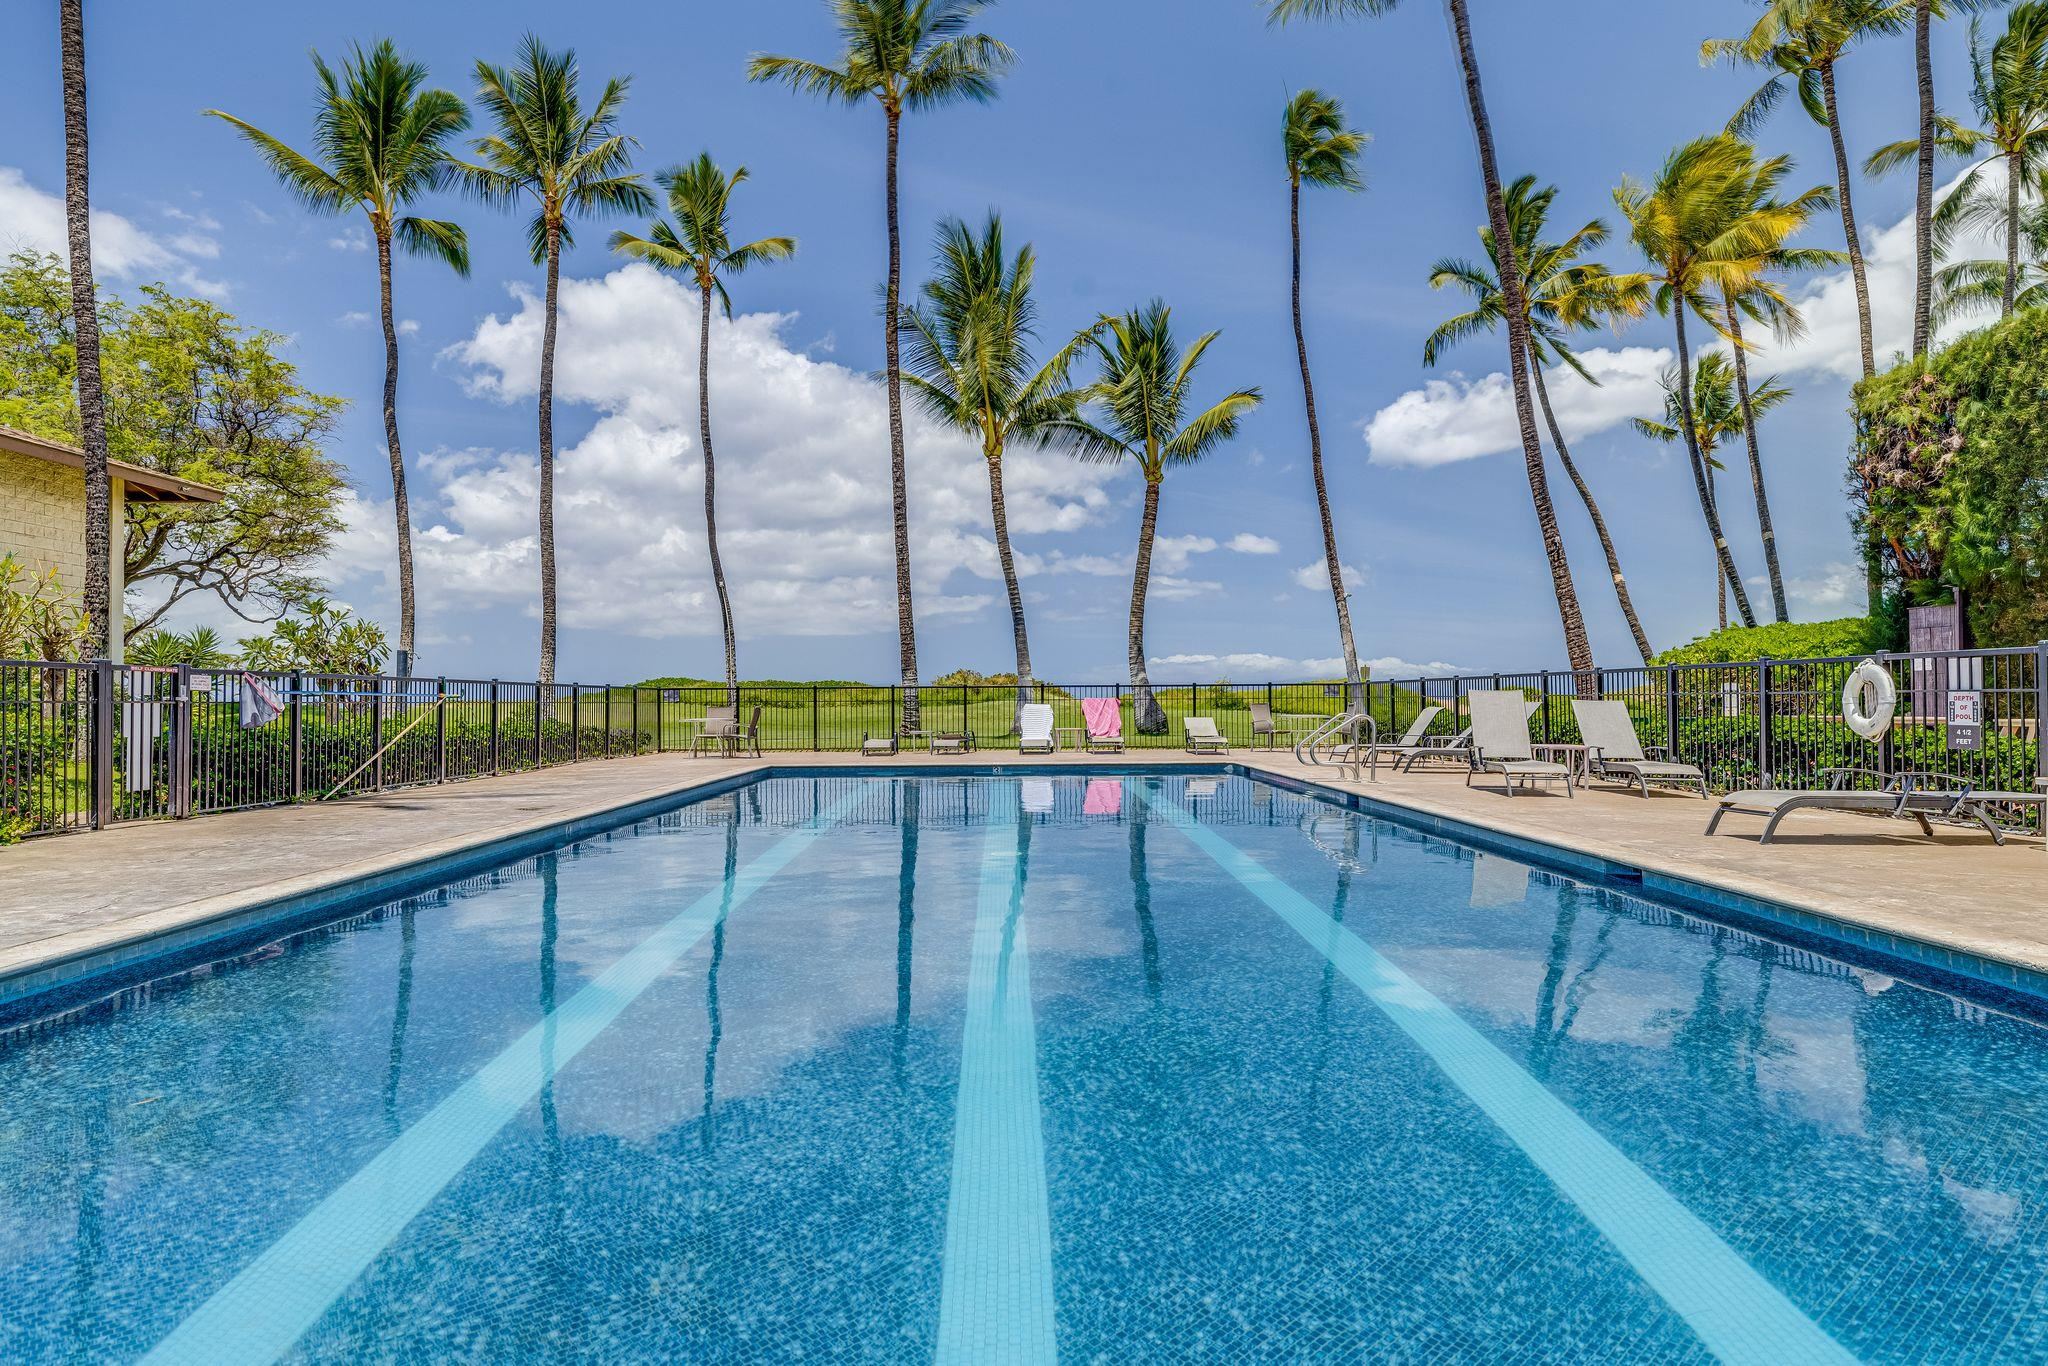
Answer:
[1466,690,1572,797]
[1705,769,1974,843]
[1248,704,1296,751]
[1344,706,1445,780]
[1019,704,1056,755]
[1401,700,1536,773]
[692,705,737,757]
[1949,783,2048,847]
[1184,717,1230,754]
[1571,700,1705,798]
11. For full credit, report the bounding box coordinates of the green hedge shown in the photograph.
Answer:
[1654,618,1892,665]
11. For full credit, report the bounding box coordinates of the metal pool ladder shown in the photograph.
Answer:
[1294,712,1374,765]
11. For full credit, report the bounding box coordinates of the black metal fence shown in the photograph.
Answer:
[3,646,2043,841]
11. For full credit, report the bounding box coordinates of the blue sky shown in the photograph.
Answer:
[0,1,1981,684]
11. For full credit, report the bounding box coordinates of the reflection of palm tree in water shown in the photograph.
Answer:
[1129,785,1163,1004]
[702,801,740,1152]
[1529,887,1623,1081]
[65,1112,107,1345]
[894,780,921,1085]
[384,903,416,1137]
[537,854,569,1331]
[1308,815,1367,1115]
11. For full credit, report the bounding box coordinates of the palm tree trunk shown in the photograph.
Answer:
[883,105,920,730]
[376,229,417,673]
[60,0,112,660]
[1129,477,1166,734]
[1673,308,1758,628]
[1914,0,1937,357]
[1819,64,1877,382]
[1531,361,1655,664]
[699,284,738,710]
[2007,149,2023,317]
[984,448,1033,735]
[1446,0,1596,691]
[1724,306,1789,622]
[1290,173,1364,714]
[538,221,561,697]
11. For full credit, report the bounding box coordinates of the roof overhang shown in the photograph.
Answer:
[0,425,226,504]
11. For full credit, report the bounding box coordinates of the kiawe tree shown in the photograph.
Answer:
[1264,0,1598,684]
[898,213,1112,734]
[611,154,796,711]
[1082,301,1260,735]
[208,38,470,674]
[749,0,1014,732]
[455,35,651,694]
[1282,88,1370,712]
[1425,176,1659,664]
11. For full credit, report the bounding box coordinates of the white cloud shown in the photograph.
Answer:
[398,318,420,337]
[1362,655,1467,679]
[1292,558,1364,592]
[338,310,372,327]
[0,165,224,295]
[330,263,1118,639]
[1152,533,1217,572]
[329,228,370,253]
[1752,560,1868,618]
[1149,651,1347,679]
[1148,574,1222,601]
[1227,532,1280,554]
[1363,347,1671,468]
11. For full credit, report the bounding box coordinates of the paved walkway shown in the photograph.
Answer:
[2,749,2041,998]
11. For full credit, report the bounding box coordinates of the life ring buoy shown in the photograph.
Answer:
[1842,659,1896,741]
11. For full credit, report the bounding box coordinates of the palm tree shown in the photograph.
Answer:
[1715,156,1843,623]
[208,40,470,674]
[1935,165,2048,315]
[1424,175,1659,664]
[749,1,1014,731]
[1082,302,1260,734]
[1705,0,1912,384]
[1266,0,1598,684]
[1633,354,1792,629]
[898,214,1111,732]
[455,36,651,693]
[1869,3,2048,319]
[59,0,112,657]
[1617,134,1803,630]
[1283,89,1371,712]
[611,154,795,710]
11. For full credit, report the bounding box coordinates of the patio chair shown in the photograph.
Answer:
[930,731,975,756]
[1019,704,1056,755]
[1343,705,1445,780]
[1704,769,1986,844]
[1570,700,1706,798]
[1466,690,1572,798]
[1248,703,1297,751]
[1398,701,1535,773]
[730,705,763,759]
[1082,696,1124,753]
[1183,716,1230,754]
[692,705,738,757]
[859,730,899,757]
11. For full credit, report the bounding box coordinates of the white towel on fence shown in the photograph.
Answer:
[121,700,162,794]
[240,673,284,729]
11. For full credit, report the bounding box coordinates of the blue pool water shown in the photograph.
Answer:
[5,772,2048,1362]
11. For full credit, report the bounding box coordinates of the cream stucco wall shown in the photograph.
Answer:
[0,446,90,601]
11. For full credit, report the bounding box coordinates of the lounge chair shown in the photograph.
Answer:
[1466,690,1572,797]
[1248,704,1296,751]
[1570,700,1705,798]
[1705,769,1974,844]
[930,730,974,755]
[860,730,899,757]
[1948,782,2048,847]
[731,705,763,758]
[1183,717,1230,754]
[692,705,737,757]
[1082,696,1124,753]
[1019,703,1056,755]
[1399,701,1536,773]
[1344,705,1445,780]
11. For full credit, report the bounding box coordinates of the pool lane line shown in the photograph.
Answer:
[143,785,875,1366]
[935,781,1059,1365]
[1133,784,1855,1366]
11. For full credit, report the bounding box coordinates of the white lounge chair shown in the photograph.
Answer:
[1184,717,1230,754]
[1466,690,1572,797]
[1571,700,1705,798]
[1019,703,1056,755]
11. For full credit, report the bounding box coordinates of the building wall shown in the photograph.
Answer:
[0,447,89,603]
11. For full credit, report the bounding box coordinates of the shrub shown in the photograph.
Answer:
[1653,617,1891,665]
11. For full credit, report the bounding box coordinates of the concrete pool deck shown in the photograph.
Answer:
[2,749,2041,1004]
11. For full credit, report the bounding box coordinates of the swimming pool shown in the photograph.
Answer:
[4,771,2046,1362]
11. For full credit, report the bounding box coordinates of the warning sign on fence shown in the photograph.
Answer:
[1949,690,1983,751]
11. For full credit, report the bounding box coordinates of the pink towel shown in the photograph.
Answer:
[1081,696,1122,739]
[1083,778,1122,816]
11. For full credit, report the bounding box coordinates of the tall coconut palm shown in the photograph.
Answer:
[898,214,1112,732]
[1705,0,1912,384]
[1617,134,1803,630]
[1715,156,1842,623]
[208,40,470,674]
[455,36,650,693]
[749,1,1014,730]
[1869,3,2048,319]
[59,0,112,657]
[1425,175,1659,664]
[1283,88,1370,712]
[1082,302,1260,734]
[1266,0,1597,683]
[1935,165,2048,315]
[611,154,795,710]
[1634,354,1792,629]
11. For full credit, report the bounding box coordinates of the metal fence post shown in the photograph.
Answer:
[288,671,304,800]
[2037,641,2048,783]
[1541,673,1554,743]
[533,688,544,771]
[172,664,194,818]
[632,686,641,754]
[436,677,449,784]
[812,685,821,751]
[489,680,501,774]
[91,659,114,829]
[1665,666,1681,760]
[604,686,613,758]
[1757,660,1773,788]
[572,684,583,763]
[371,676,386,794]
